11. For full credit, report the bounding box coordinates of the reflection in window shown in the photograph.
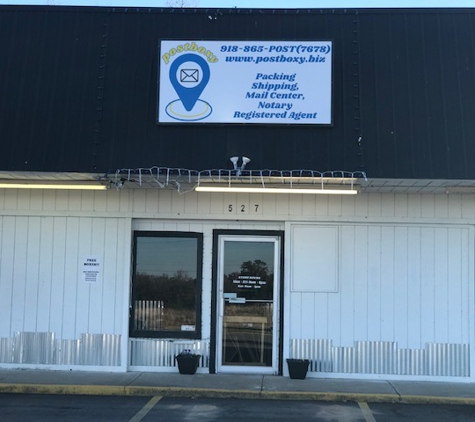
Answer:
[130,232,202,339]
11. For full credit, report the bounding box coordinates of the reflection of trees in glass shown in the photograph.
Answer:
[240,259,270,278]
[134,271,196,331]
[135,271,195,307]
[224,260,274,300]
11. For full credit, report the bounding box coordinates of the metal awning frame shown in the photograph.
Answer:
[105,167,367,194]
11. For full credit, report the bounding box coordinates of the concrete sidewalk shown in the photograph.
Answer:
[0,369,475,405]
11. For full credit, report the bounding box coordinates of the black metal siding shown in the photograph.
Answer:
[1,6,475,179]
[0,8,105,172]
[358,10,475,179]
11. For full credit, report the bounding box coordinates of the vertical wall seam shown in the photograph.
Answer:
[352,11,364,171]
[92,12,109,172]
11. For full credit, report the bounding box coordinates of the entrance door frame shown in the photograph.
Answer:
[210,229,284,375]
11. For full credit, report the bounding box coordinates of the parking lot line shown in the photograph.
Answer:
[129,395,162,422]
[358,402,376,422]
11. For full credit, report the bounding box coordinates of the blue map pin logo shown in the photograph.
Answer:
[169,53,210,112]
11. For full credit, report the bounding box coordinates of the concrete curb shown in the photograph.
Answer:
[1,383,475,405]
[0,384,126,396]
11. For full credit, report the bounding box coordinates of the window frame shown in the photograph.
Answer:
[130,231,203,339]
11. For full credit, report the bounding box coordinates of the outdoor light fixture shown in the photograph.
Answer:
[445,186,475,194]
[230,156,239,170]
[241,156,251,169]
[0,181,108,190]
[195,185,358,195]
[230,156,251,176]
[195,161,361,194]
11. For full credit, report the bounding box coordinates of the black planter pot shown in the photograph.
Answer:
[286,359,310,379]
[175,355,201,375]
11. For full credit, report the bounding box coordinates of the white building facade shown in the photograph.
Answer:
[0,186,472,382]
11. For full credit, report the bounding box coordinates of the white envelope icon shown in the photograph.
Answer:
[180,69,199,83]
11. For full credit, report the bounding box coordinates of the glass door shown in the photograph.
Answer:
[216,235,280,374]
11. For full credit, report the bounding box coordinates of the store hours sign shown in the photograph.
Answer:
[158,40,332,125]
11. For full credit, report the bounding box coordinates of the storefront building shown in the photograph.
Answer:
[0,6,474,381]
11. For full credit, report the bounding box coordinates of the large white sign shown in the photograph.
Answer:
[158,40,332,125]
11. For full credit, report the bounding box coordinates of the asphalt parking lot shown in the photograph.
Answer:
[2,394,475,422]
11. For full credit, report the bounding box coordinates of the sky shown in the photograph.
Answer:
[1,0,475,8]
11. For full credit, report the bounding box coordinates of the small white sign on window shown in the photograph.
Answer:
[81,255,102,283]
[229,297,246,304]
[181,325,196,331]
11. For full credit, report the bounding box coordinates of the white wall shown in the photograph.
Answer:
[0,215,130,340]
[1,186,475,222]
[288,223,473,349]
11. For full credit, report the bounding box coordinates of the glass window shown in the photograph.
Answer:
[130,232,203,339]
